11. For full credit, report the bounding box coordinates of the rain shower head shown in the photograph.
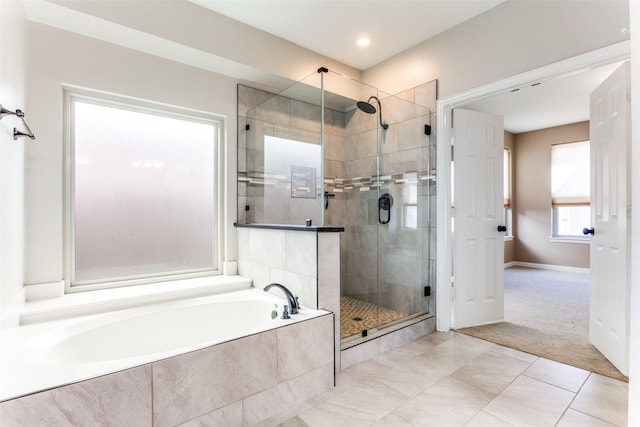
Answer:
[356,96,388,129]
[356,100,377,114]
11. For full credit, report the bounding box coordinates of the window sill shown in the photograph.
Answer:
[548,237,590,244]
[20,275,252,325]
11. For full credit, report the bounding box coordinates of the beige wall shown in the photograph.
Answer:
[24,23,240,286]
[364,1,629,98]
[504,131,515,264]
[513,122,590,268]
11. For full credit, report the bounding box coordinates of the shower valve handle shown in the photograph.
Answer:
[378,193,393,225]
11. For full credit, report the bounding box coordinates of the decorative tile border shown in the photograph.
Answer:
[239,170,436,194]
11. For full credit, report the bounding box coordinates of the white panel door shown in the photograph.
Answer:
[589,62,630,376]
[453,109,505,328]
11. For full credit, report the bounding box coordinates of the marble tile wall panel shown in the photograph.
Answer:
[326,108,346,137]
[152,330,278,426]
[398,116,428,152]
[247,228,286,268]
[318,232,341,317]
[414,80,438,113]
[272,123,321,145]
[0,366,151,427]
[253,95,291,127]
[277,315,334,382]
[324,133,345,162]
[379,93,419,126]
[290,99,321,133]
[269,268,317,309]
[243,363,334,426]
[340,317,435,370]
[283,231,317,305]
[317,232,342,373]
[378,317,435,353]
[238,85,276,118]
[344,108,377,136]
[323,195,345,226]
[341,337,381,370]
[237,228,320,309]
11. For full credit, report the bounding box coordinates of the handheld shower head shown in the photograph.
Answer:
[356,96,388,130]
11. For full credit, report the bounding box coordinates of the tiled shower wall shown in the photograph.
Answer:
[326,82,438,318]
[237,80,437,323]
[237,85,345,226]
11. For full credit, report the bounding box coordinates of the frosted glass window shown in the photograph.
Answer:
[70,99,219,286]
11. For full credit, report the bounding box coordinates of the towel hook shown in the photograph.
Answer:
[0,103,36,141]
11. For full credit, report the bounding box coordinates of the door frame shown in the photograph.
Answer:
[435,40,631,332]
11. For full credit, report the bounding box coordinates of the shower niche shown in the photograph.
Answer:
[237,68,437,345]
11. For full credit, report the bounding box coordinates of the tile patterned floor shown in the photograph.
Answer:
[257,332,629,427]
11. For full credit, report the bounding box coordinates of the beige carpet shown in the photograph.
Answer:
[456,267,627,382]
[340,296,407,339]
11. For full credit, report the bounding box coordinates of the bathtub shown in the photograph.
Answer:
[0,286,331,403]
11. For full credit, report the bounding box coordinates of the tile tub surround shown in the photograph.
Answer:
[0,313,334,427]
[2,287,325,401]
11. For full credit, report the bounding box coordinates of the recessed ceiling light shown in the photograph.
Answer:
[357,37,370,47]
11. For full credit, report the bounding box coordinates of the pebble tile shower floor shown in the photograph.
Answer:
[340,296,408,339]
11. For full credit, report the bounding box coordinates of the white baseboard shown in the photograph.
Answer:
[504,261,590,274]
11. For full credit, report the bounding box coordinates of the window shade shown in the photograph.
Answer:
[551,140,590,205]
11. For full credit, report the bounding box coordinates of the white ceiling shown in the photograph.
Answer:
[190,0,505,70]
[191,0,623,133]
[462,61,624,133]
[29,1,625,134]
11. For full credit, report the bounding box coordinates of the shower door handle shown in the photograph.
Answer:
[378,193,393,225]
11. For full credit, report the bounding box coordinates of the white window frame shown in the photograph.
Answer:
[63,86,225,293]
[503,147,513,240]
[550,140,590,243]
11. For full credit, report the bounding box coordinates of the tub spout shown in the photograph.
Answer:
[264,283,299,314]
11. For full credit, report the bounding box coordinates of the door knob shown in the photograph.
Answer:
[497,225,507,232]
[583,227,595,236]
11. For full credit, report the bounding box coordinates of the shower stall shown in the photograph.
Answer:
[237,68,437,344]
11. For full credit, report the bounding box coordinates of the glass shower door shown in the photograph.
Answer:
[319,69,436,342]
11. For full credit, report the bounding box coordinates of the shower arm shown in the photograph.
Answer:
[367,96,389,130]
[0,104,36,140]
